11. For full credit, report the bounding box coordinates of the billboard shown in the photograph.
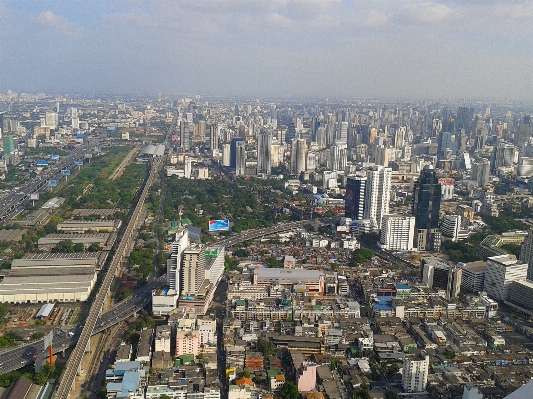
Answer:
[74,160,83,166]
[49,180,57,187]
[171,135,179,142]
[209,219,229,232]
[49,154,60,160]
[30,193,39,200]
[106,126,117,131]
[36,160,49,166]
[63,169,71,176]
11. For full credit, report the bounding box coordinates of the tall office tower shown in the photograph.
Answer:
[3,135,15,156]
[325,124,335,146]
[257,129,272,175]
[222,143,231,167]
[197,119,206,139]
[316,127,326,149]
[345,176,367,220]
[421,258,462,299]
[286,122,297,144]
[337,121,348,143]
[235,140,246,176]
[72,117,79,129]
[474,124,487,150]
[432,119,442,138]
[167,228,190,294]
[306,151,317,172]
[181,244,206,296]
[234,104,240,117]
[179,121,191,151]
[483,254,528,301]
[369,127,378,145]
[2,116,19,134]
[493,141,517,169]
[402,351,429,393]
[456,106,474,133]
[471,159,490,187]
[184,157,192,179]
[378,215,415,252]
[290,138,307,175]
[374,144,389,167]
[209,123,218,150]
[412,165,442,251]
[230,137,244,168]
[271,141,280,167]
[437,131,457,159]
[330,144,347,172]
[517,115,532,149]
[519,231,533,280]
[44,111,58,129]
[457,129,468,151]
[238,124,246,139]
[364,165,392,229]
[394,126,406,149]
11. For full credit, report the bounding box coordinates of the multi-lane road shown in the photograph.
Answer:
[0,278,163,374]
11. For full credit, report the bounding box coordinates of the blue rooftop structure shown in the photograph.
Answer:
[107,371,140,398]
[373,302,392,311]
[396,284,411,290]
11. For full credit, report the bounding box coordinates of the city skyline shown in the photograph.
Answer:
[0,1,532,102]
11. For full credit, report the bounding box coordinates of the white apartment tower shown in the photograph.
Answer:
[484,255,528,301]
[181,244,206,296]
[167,228,190,294]
[378,215,415,251]
[402,352,429,393]
[364,165,392,229]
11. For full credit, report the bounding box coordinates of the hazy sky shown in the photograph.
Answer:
[1,0,532,101]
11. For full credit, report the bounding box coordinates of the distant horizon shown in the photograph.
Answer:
[1,0,532,103]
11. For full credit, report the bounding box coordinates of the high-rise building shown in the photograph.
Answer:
[167,228,190,294]
[519,230,533,281]
[337,121,348,143]
[286,122,297,144]
[364,165,392,229]
[471,159,490,187]
[421,257,462,299]
[440,215,462,242]
[3,135,15,155]
[402,351,429,393]
[412,165,442,251]
[345,176,367,221]
[222,143,231,167]
[378,215,415,252]
[181,244,206,296]
[517,115,532,149]
[44,111,58,129]
[235,141,246,176]
[179,121,191,151]
[257,129,272,175]
[230,137,244,169]
[330,143,347,171]
[437,131,457,159]
[290,138,306,176]
[483,254,528,301]
[209,123,218,150]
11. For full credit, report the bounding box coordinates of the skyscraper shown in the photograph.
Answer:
[230,137,244,169]
[257,129,272,175]
[167,228,190,295]
[345,176,367,221]
[364,165,392,229]
[179,121,191,151]
[209,123,218,150]
[519,231,533,280]
[290,138,306,176]
[412,165,442,251]
[235,140,246,176]
[181,244,205,296]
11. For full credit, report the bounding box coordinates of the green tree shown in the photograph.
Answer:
[55,240,74,253]
[73,243,85,252]
[87,243,101,252]
[279,381,300,399]
[257,338,275,357]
